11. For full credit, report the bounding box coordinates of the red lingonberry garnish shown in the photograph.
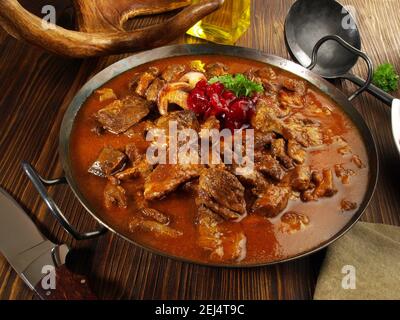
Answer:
[188,81,257,130]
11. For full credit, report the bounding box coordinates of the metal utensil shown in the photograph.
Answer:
[0,188,96,299]
[284,0,400,153]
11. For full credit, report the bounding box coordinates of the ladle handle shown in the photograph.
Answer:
[307,35,373,101]
[343,73,394,106]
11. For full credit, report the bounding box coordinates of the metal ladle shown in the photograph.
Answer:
[284,0,400,153]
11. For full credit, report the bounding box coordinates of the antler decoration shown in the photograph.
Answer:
[0,0,223,58]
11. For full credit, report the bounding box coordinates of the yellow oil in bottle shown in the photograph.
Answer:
[187,0,251,45]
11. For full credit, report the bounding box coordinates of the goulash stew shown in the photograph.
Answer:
[70,56,369,264]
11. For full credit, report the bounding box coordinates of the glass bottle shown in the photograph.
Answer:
[186,0,251,45]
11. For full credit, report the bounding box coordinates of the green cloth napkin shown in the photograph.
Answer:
[314,222,400,300]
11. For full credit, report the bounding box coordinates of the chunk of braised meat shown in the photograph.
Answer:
[140,208,170,225]
[196,206,223,256]
[279,89,305,109]
[145,78,166,102]
[88,147,126,177]
[205,62,229,78]
[282,115,323,147]
[129,216,182,238]
[280,211,310,233]
[270,138,285,156]
[252,184,291,218]
[312,170,323,184]
[114,157,153,181]
[252,67,280,93]
[196,205,246,262]
[199,116,221,143]
[181,179,199,193]
[124,120,154,139]
[104,183,127,209]
[95,88,117,102]
[314,169,337,197]
[271,138,294,169]
[244,67,278,91]
[329,136,351,155]
[150,110,201,161]
[197,168,247,220]
[235,166,269,193]
[341,199,358,212]
[254,131,275,150]
[287,139,306,164]
[304,90,332,117]
[252,96,323,146]
[161,64,186,82]
[144,164,203,200]
[251,99,292,150]
[251,96,289,134]
[130,188,147,209]
[125,143,141,163]
[244,68,261,84]
[95,96,151,134]
[154,110,200,132]
[255,153,286,181]
[124,123,152,161]
[107,175,120,186]
[338,144,352,155]
[334,164,355,184]
[135,67,160,97]
[256,67,278,81]
[282,78,307,96]
[291,165,311,191]
[302,169,337,201]
[352,155,365,168]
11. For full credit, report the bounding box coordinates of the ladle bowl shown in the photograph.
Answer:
[284,0,394,106]
[285,0,400,154]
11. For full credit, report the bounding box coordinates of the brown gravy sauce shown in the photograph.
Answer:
[70,55,369,264]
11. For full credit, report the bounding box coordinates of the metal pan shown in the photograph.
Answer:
[22,44,379,267]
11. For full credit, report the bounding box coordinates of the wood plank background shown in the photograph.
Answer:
[0,0,399,300]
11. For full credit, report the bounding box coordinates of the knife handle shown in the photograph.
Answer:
[34,265,97,300]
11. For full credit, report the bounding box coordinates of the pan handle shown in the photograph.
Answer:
[307,35,373,101]
[342,73,394,106]
[22,162,108,240]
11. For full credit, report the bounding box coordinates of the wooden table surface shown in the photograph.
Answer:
[0,0,399,300]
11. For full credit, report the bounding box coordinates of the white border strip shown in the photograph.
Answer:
[392,99,400,154]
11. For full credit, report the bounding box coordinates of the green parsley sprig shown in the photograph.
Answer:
[209,73,264,97]
[372,63,399,93]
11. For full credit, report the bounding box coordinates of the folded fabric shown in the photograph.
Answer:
[314,222,400,300]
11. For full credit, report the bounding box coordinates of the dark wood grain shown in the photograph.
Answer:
[0,0,399,300]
